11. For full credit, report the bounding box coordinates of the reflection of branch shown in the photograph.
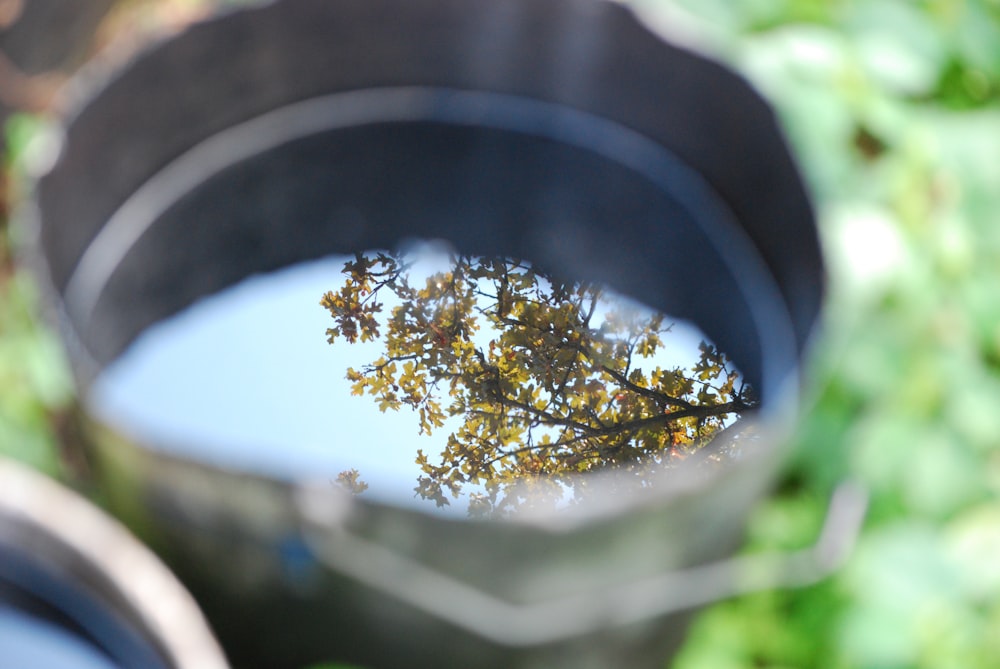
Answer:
[487,378,602,436]
[477,393,748,468]
[583,289,601,326]
[583,404,608,430]
[367,352,423,375]
[359,255,407,308]
[599,365,693,410]
[470,371,749,472]
[484,441,598,469]
[604,400,748,436]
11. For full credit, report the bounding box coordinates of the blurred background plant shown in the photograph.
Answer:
[2,1,999,668]
[0,114,76,477]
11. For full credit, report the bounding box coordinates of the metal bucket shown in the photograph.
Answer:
[0,457,227,669]
[20,0,847,667]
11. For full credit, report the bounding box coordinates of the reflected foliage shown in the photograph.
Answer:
[335,468,369,495]
[322,251,756,516]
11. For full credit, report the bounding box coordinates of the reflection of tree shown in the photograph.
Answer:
[335,468,369,495]
[322,251,756,517]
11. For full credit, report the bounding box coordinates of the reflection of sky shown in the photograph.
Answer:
[0,605,121,669]
[89,252,707,516]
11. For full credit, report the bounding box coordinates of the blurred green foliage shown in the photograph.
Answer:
[1,0,999,667]
[0,266,70,475]
[0,115,74,477]
[0,270,73,474]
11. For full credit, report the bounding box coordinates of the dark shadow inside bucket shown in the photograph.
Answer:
[71,100,790,397]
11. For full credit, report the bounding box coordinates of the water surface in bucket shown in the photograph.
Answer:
[0,605,126,669]
[89,242,756,518]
